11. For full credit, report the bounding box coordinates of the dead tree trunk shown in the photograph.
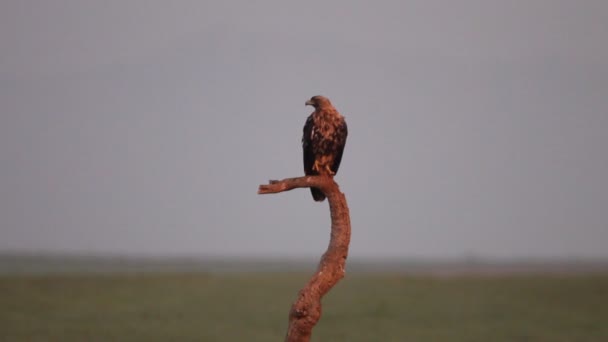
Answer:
[258,175,351,342]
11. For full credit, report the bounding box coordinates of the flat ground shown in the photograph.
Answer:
[1,273,607,341]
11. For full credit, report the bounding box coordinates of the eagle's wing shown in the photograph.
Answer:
[303,115,326,201]
[330,120,348,174]
[302,115,316,176]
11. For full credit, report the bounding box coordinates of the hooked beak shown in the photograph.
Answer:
[305,100,314,106]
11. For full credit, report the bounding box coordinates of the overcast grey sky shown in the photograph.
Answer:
[1,1,607,260]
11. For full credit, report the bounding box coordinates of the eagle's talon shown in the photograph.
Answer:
[312,160,321,173]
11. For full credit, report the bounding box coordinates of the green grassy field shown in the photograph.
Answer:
[1,273,607,341]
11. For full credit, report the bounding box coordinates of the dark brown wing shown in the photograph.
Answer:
[302,115,325,201]
[330,119,348,174]
[302,115,316,176]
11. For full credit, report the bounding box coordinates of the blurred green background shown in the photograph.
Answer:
[1,256,607,341]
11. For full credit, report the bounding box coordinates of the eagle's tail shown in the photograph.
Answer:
[310,187,326,202]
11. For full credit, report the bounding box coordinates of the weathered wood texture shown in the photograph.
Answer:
[258,176,351,342]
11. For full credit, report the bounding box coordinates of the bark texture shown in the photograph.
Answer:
[258,175,351,342]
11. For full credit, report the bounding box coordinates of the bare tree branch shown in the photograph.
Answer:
[258,175,351,342]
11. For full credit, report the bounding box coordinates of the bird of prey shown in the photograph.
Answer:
[302,95,348,202]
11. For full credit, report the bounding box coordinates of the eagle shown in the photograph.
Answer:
[302,95,348,202]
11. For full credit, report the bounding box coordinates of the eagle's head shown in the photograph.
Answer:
[305,95,333,110]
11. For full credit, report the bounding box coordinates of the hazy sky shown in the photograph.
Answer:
[1,1,607,259]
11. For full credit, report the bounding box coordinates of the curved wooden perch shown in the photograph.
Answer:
[258,175,351,342]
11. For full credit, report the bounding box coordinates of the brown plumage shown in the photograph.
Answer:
[302,95,348,202]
